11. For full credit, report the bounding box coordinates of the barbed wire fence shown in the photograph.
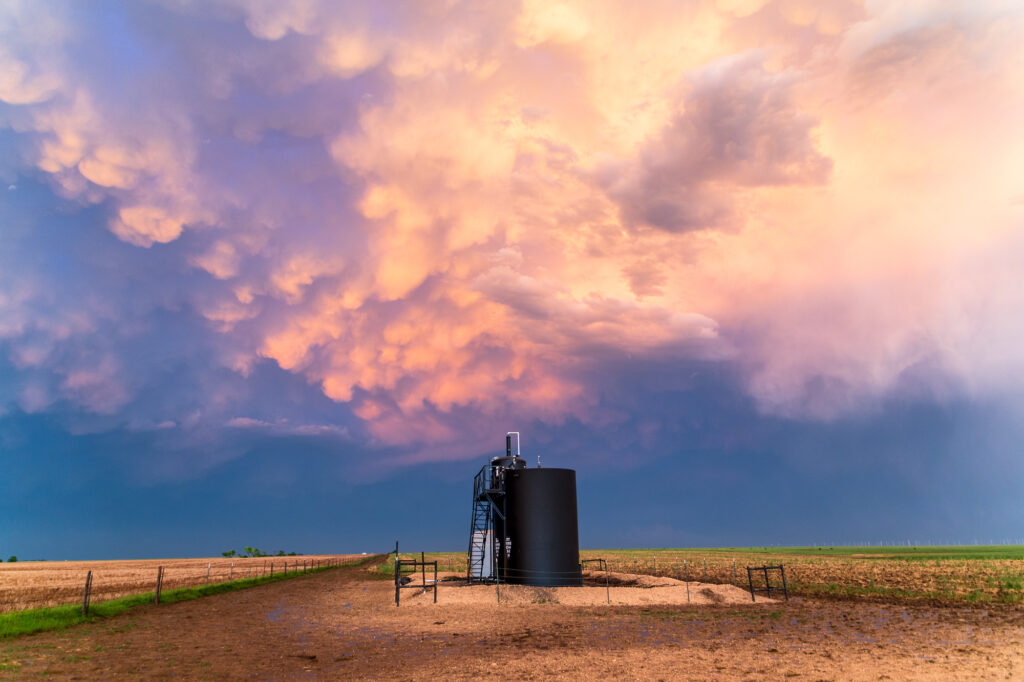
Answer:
[0,555,361,615]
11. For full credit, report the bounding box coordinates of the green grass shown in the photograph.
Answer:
[370,552,457,579]
[0,560,364,640]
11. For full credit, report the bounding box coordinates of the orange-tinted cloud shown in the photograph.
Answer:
[1,0,1022,456]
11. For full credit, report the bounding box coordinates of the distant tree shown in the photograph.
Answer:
[276,550,286,556]
[222,550,237,557]
[288,551,297,556]
[7,556,16,563]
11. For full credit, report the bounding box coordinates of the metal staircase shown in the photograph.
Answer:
[466,464,503,582]
[467,434,522,583]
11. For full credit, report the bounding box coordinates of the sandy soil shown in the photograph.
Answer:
[0,555,364,612]
[2,557,1022,680]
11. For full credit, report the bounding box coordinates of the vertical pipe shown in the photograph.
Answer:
[433,561,438,604]
[422,551,426,594]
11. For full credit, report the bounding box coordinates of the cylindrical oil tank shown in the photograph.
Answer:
[499,468,580,586]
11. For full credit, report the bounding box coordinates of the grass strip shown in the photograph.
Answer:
[0,562,356,639]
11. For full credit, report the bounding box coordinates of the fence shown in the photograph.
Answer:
[590,555,745,586]
[0,555,363,614]
[580,551,1024,604]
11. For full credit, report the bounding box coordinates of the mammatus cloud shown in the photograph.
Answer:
[1,0,1023,459]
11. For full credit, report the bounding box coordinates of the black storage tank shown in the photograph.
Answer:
[498,467,580,587]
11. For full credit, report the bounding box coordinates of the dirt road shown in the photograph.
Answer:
[2,557,1022,680]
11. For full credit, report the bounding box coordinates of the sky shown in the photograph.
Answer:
[2,0,1024,560]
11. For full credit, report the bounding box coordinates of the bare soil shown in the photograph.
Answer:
[2,557,1022,680]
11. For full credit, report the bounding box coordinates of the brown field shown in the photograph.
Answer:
[2,556,1022,680]
[400,549,1024,605]
[576,551,1024,604]
[0,555,365,613]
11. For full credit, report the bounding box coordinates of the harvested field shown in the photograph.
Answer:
[394,547,1024,605]
[578,550,1024,604]
[1,557,1022,680]
[0,555,364,613]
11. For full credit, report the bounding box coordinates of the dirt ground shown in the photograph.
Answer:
[2,556,1023,680]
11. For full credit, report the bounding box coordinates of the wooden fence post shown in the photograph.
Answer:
[733,559,736,585]
[653,556,657,576]
[205,562,211,588]
[81,571,93,616]
[154,566,164,605]
[684,560,690,602]
[229,562,233,581]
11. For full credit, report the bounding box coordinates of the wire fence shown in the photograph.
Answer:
[580,552,1024,604]
[0,555,364,614]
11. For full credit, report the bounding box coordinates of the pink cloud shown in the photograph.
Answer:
[1,0,1022,458]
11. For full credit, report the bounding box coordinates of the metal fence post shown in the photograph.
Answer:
[206,562,211,588]
[394,552,400,607]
